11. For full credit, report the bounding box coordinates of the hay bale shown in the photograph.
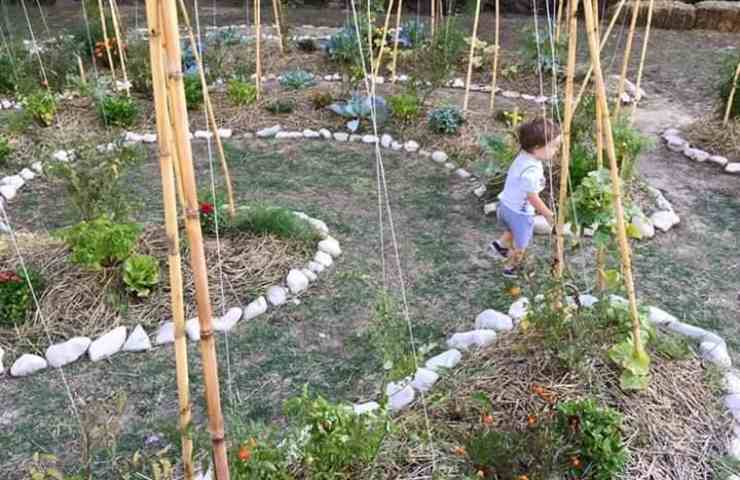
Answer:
[608,1,696,30]
[695,1,740,32]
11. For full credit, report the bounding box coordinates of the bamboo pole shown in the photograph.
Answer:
[573,0,627,111]
[555,0,565,42]
[555,0,579,279]
[97,0,117,80]
[373,0,395,78]
[594,0,607,291]
[165,92,188,207]
[144,2,194,478]
[614,0,640,118]
[628,0,653,122]
[157,0,231,477]
[462,0,482,113]
[108,0,131,96]
[582,0,643,356]
[176,0,238,219]
[271,0,284,54]
[390,0,403,82]
[723,62,740,127]
[255,0,262,99]
[489,0,500,112]
[77,55,87,85]
[430,0,435,38]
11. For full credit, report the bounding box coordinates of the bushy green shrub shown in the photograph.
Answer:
[328,94,389,131]
[122,255,160,298]
[310,91,335,110]
[265,98,295,114]
[612,117,653,181]
[388,93,422,123]
[48,142,144,222]
[555,399,628,480]
[184,74,203,109]
[97,94,139,127]
[428,105,464,134]
[0,135,12,166]
[230,435,292,480]
[719,53,740,119]
[370,291,417,381]
[126,41,153,97]
[23,90,57,127]
[284,387,390,478]
[569,140,598,191]
[227,79,257,106]
[57,217,141,270]
[520,27,567,76]
[279,69,316,90]
[0,53,19,94]
[231,205,320,245]
[0,269,43,328]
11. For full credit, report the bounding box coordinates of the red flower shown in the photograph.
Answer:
[0,271,21,283]
[199,202,215,215]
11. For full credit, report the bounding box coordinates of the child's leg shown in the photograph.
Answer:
[498,230,513,249]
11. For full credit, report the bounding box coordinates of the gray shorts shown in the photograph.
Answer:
[497,203,535,250]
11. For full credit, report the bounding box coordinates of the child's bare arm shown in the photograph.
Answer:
[527,193,554,223]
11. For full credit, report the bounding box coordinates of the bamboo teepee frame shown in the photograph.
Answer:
[271,0,285,53]
[390,0,403,82]
[255,0,262,99]
[488,0,500,112]
[629,0,654,122]
[145,0,231,477]
[373,0,396,77]
[97,0,117,81]
[108,0,131,96]
[555,0,579,279]
[144,2,194,478]
[724,62,740,127]
[462,0,482,113]
[581,0,644,356]
[614,0,641,118]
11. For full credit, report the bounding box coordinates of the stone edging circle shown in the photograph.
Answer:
[661,127,740,175]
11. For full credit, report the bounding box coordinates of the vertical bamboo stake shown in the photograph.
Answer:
[77,55,87,85]
[614,0,640,118]
[582,0,643,355]
[158,0,231,477]
[430,0,435,38]
[555,0,564,42]
[97,0,117,80]
[390,0,403,82]
[176,0,237,218]
[629,0,653,122]
[255,0,262,99]
[165,92,188,207]
[462,0,482,113]
[594,0,607,290]
[144,2,193,479]
[723,62,740,127]
[555,0,578,279]
[373,0,395,77]
[271,0,284,54]
[489,0,500,112]
[109,0,131,96]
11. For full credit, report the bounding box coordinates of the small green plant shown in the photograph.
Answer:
[0,269,43,328]
[612,117,653,181]
[0,135,12,166]
[520,27,567,76]
[57,217,141,270]
[475,134,517,195]
[24,90,57,126]
[48,142,144,221]
[719,52,740,119]
[0,52,20,94]
[5,110,34,134]
[184,74,203,109]
[265,98,295,114]
[328,94,389,132]
[25,453,81,480]
[467,427,557,478]
[653,331,694,360]
[122,255,160,298]
[284,386,390,478]
[125,41,153,97]
[232,204,320,245]
[227,78,257,106]
[388,93,422,123]
[230,436,292,480]
[555,399,628,480]
[310,91,335,110]
[428,105,464,134]
[98,94,139,127]
[605,300,655,390]
[279,69,316,90]
[370,291,419,382]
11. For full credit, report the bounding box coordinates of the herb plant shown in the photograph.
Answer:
[122,255,160,298]
[231,204,320,246]
[24,90,57,127]
[279,69,317,90]
[0,269,43,328]
[388,93,422,123]
[57,217,141,270]
[184,74,203,109]
[310,91,335,110]
[0,135,12,166]
[265,98,295,114]
[97,94,139,128]
[227,79,257,106]
[230,436,292,480]
[428,105,464,134]
[328,94,389,132]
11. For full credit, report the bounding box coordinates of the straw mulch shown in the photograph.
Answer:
[683,116,740,161]
[377,331,732,480]
[0,225,311,356]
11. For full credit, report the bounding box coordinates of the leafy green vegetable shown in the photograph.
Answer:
[122,255,160,298]
[428,105,464,134]
[57,217,141,270]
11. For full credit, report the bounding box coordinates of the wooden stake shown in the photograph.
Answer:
[723,62,740,127]
[628,0,653,122]
[157,0,231,477]
[177,0,238,219]
[489,0,500,112]
[430,0,435,38]
[582,0,643,356]
[555,0,565,42]
[594,0,606,291]
[462,0,482,113]
[390,0,403,82]
[373,0,395,78]
[76,55,87,85]
[255,0,262,99]
[614,0,641,118]
[271,0,284,54]
[109,0,131,96]
[97,0,117,80]
[144,2,193,478]
[555,0,579,279]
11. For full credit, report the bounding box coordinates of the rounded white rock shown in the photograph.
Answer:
[89,326,127,361]
[431,151,448,163]
[46,337,91,368]
[318,237,342,257]
[650,210,680,232]
[389,384,415,412]
[446,330,497,350]
[215,307,243,332]
[155,322,175,345]
[353,401,380,415]
[475,310,514,332]
[315,251,334,268]
[725,163,740,174]
[267,286,288,306]
[308,261,325,273]
[380,134,393,148]
[411,368,439,392]
[404,140,420,153]
[287,269,310,294]
[301,268,318,282]
[11,354,47,377]
[244,296,268,320]
[123,325,152,352]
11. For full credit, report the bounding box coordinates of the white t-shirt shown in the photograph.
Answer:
[498,151,545,216]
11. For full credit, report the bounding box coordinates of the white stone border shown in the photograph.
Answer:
[662,127,740,175]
